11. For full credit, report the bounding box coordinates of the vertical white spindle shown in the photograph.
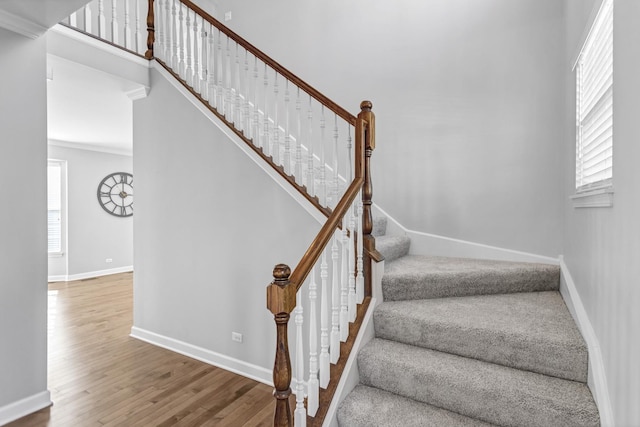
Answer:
[135,0,142,54]
[207,26,215,105]
[84,4,92,34]
[171,0,178,70]
[340,216,349,341]
[193,14,200,92]
[272,71,280,165]
[216,30,223,111]
[307,267,319,417]
[124,0,132,49]
[262,63,270,156]
[252,57,260,148]
[348,205,357,322]
[306,96,315,196]
[111,0,119,44]
[69,11,77,28]
[185,9,193,86]
[294,291,306,426]
[332,114,340,208]
[319,106,327,206]
[244,51,251,138]
[283,80,292,175]
[347,126,353,181]
[225,37,232,121]
[98,0,106,38]
[330,231,340,364]
[295,88,303,181]
[356,194,365,304]
[151,0,159,57]
[200,18,208,99]
[319,251,330,388]
[234,44,242,127]
[178,4,185,77]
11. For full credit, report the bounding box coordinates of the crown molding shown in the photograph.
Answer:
[0,9,48,39]
[48,139,132,157]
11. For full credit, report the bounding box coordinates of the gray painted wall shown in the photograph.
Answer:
[132,69,320,370]
[0,28,48,409]
[48,145,133,278]
[200,0,565,258]
[563,1,640,425]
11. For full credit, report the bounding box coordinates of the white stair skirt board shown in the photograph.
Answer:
[559,256,614,427]
[48,265,134,282]
[152,62,327,227]
[130,326,273,386]
[372,203,559,265]
[0,390,51,426]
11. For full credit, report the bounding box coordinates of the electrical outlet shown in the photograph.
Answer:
[106,258,113,263]
[231,332,243,343]
[224,11,232,21]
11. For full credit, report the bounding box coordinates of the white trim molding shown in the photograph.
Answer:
[570,187,614,208]
[130,327,273,386]
[559,256,614,427]
[0,9,48,39]
[0,390,51,426]
[48,265,133,282]
[48,139,133,157]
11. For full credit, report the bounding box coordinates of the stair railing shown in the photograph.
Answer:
[63,1,378,425]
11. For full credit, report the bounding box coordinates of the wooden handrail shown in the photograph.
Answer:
[177,0,356,126]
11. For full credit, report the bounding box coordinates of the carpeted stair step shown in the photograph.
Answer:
[372,216,388,237]
[337,385,493,427]
[382,255,559,301]
[357,338,599,427]
[374,291,588,382]
[376,234,411,262]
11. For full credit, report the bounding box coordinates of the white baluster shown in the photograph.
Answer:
[252,57,260,148]
[193,13,200,92]
[340,217,349,341]
[111,0,119,44]
[225,37,232,121]
[307,267,319,416]
[319,106,327,206]
[234,44,242,127]
[84,4,92,34]
[244,50,251,138]
[295,88,303,181]
[185,10,193,86]
[356,194,365,304]
[69,11,77,28]
[135,0,142,54]
[216,30,223,110]
[347,125,353,181]
[319,250,330,389]
[284,80,291,175]
[294,291,306,426]
[348,204,357,322]
[330,231,340,364]
[332,114,339,208]
[124,0,132,49]
[262,63,270,156]
[306,96,315,196]
[98,0,106,38]
[171,0,178,70]
[207,25,215,105]
[272,71,280,165]
[178,4,185,78]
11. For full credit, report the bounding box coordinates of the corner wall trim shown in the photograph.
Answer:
[130,326,273,386]
[48,265,133,282]
[559,256,614,426]
[0,10,48,39]
[0,390,51,426]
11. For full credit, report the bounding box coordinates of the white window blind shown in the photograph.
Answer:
[576,0,613,192]
[48,161,62,253]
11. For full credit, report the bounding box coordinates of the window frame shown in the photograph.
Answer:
[48,159,67,257]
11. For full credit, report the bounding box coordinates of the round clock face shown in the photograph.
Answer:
[97,172,133,217]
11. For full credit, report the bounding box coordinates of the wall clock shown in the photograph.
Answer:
[97,172,133,217]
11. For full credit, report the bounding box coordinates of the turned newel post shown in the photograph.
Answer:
[144,0,155,59]
[267,264,295,427]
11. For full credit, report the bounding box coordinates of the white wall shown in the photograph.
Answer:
[132,69,320,375]
[199,0,565,258]
[0,27,49,418]
[563,1,640,425]
[48,144,133,279]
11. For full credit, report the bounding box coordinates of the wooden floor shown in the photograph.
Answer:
[7,273,277,427]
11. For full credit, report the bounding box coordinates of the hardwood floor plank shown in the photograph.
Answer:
[6,273,276,427]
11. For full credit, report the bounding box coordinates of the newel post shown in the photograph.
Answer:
[359,101,378,297]
[144,0,155,59]
[267,264,295,427]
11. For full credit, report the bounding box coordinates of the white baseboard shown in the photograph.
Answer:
[48,265,133,282]
[372,203,559,265]
[0,390,51,426]
[130,326,273,386]
[559,256,614,427]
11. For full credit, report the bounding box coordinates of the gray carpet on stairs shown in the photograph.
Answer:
[374,291,588,382]
[376,235,411,262]
[382,255,560,301]
[357,338,599,427]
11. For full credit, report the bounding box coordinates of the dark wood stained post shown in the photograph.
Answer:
[145,0,155,59]
[267,264,295,427]
[359,101,380,297]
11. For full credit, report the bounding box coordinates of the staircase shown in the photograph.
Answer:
[337,217,600,426]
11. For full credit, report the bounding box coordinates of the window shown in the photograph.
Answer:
[48,160,65,255]
[575,0,613,193]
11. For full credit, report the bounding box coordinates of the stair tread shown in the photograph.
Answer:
[376,234,411,263]
[337,385,494,427]
[374,291,588,382]
[382,255,559,301]
[358,338,599,427]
